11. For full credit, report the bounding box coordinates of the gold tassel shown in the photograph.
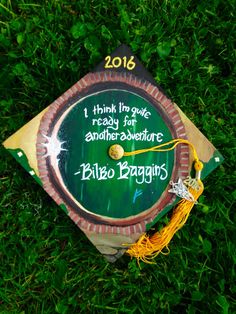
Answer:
[124,141,204,264]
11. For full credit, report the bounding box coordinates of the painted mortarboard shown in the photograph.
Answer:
[3,45,223,263]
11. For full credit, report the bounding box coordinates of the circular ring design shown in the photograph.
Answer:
[36,71,189,235]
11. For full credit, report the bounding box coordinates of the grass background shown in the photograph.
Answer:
[0,0,235,313]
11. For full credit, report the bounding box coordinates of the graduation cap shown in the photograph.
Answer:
[3,45,223,263]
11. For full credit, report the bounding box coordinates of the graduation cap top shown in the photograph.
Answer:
[3,45,223,263]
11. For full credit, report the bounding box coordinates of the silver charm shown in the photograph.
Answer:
[168,178,195,202]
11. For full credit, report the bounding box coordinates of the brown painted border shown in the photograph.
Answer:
[36,71,189,235]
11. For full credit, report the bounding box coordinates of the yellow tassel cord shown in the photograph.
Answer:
[123,139,199,160]
[125,139,204,264]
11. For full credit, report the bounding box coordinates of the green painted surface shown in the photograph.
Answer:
[7,148,42,186]
[59,203,69,215]
[57,89,174,219]
[201,150,224,180]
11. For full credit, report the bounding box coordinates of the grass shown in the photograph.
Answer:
[0,0,235,313]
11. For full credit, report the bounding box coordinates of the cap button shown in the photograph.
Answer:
[108,144,124,160]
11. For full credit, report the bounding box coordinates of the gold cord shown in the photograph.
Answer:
[125,139,204,264]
